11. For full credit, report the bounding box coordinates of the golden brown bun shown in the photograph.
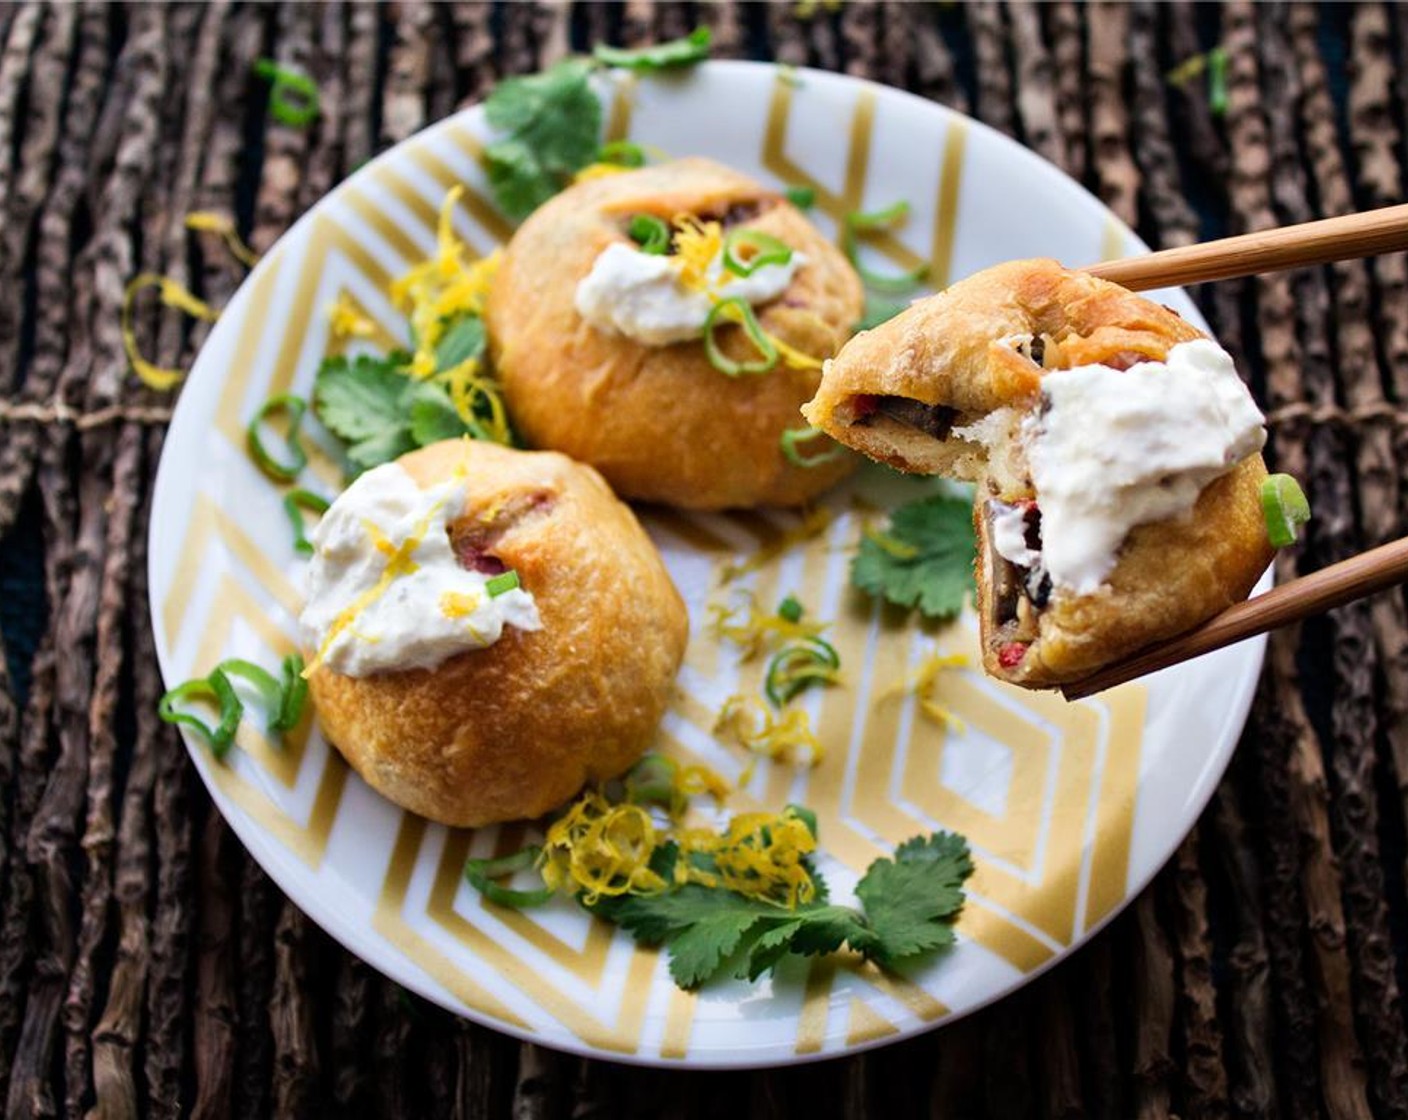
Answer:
[803,258,1204,477]
[803,258,1271,688]
[306,440,689,826]
[974,459,1273,686]
[486,157,864,510]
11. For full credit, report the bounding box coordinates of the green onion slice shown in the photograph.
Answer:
[777,595,804,624]
[247,394,310,482]
[785,185,816,210]
[158,670,244,759]
[599,140,646,168]
[283,489,330,557]
[843,200,929,293]
[1207,46,1229,118]
[703,298,778,377]
[628,214,671,255]
[1261,473,1311,548]
[253,58,320,128]
[216,659,282,727]
[780,426,846,468]
[722,229,793,277]
[764,636,842,707]
[848,200,911,231]
[464,847,554,908]
[486,570,521,598]
[624,754,684,815]
[277,654,310,731]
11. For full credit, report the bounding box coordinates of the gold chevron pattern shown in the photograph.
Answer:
[155,70,1169,1063]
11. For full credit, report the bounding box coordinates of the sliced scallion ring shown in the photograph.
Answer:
[283,488,330,556]
[780,426,846,468]
[464,846,554,908]
[216,659,282,724]
[158,670,244,759]
[598,140,647,168]
[703,298,778,377]
[253,58,320,128]
[277,654,310,731]
[1261,473,1311,548]
[628,214,671,255]
[624,754,683,814]
[843,200,930,293]
[486,570,521,598]
[247,394,310,482]
[784,185,816,210]
[764,636,842,707]
[721,229,793,277]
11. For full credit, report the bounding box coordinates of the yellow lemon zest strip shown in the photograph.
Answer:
[714,694,824,772]
[879,651,969,734]
[671,214,724,293]
[184,210,261,268]
[326,293,378,339]
[708,592,827,661]
[573,162,632,183]
[675,810,818,908]
[539,793,668,904]
[123,273,221,391]
[439,590,481,619]
[440,356,512,444]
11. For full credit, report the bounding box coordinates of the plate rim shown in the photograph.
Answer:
[149,58,1268,1069]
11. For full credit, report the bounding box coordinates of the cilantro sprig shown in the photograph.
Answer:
[483,30,713,221]
[851,494,976,620]
[313,337,499,474]
[590,830,972,989]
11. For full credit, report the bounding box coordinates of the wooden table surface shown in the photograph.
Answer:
[3,2,1408,1117]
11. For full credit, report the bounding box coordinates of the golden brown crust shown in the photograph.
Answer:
[486,157,864,510]
[803,258,1204,478]
[975,458,1274,686]
[803,258,1271,688]
[305,440,688,826]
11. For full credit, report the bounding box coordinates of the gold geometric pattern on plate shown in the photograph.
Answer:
[159,78,1158,1060]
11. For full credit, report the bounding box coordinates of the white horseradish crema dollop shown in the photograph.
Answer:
[988,502,1041,569]
[1024,338,1266,595]
[300,462,541,677]
[574,241,802,347]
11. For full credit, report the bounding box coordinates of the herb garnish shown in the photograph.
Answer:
[253,58,320,128]
[851,493,976,620]
[592,27,712,72]
[463,791,974,990]
[484,31,713,220]
[312,350,502,474]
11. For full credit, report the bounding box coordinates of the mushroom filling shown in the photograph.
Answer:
[853,395,959,440]
[984,499,1050,644]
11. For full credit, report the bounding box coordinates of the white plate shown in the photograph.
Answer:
[150,61,1266,1068]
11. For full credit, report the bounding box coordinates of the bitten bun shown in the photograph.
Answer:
[306,440,688,825]
[486,157,864,510]
[804,259,1273,688]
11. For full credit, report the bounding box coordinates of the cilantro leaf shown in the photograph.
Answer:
[593,27,712,72]
[484,61,602,221]
[313,353,419,470]
[407,382,471,446]
[666,911,771,989]
[434,315,485,370]
[855,832,973,964]
[313,353,407,441]
[851,494,976,619]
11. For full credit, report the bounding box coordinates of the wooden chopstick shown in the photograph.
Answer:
[1060,537,1408,701]
[1082,203,1408,292]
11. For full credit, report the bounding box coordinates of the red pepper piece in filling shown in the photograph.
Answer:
[998,641,1029,669]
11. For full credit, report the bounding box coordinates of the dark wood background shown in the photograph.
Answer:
[2,2,1408,1116]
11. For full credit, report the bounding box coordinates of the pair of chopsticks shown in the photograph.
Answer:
[1058,203,1408,701]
